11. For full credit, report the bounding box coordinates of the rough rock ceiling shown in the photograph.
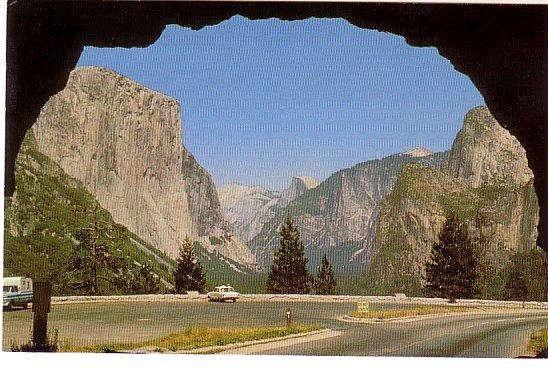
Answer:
[5,1,546,251]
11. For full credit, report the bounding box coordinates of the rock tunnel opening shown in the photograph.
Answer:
[60,16,518,275]
[6,2,546,259]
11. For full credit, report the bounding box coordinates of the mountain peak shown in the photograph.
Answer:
[292,176,319,190]
[404,147,433,157]
[443,105,532,188]
[278,176,318,207]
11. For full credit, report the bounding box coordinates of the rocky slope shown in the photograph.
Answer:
[4,131,177,294]
[248,149,447,270]
[443,106,533,188]
[31,66,257,268]
[365,106,539,295]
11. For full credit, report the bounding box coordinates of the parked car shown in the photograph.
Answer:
[207,285,240,303]
[3,277,33,310]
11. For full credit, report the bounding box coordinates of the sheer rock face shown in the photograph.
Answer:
[443,106,533,188]
[366,107,539,294]
[31,66,257,267]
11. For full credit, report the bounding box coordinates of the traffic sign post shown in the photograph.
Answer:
[357,302,369,313]
[285,307,292,327]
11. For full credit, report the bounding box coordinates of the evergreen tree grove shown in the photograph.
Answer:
[423,212,479,302]
[131,263,162,294]
[67,206,127,295]
[314,254,338,295]
[174,237,206,293]
[504,264,528,302]
[503,248,547,302]
[267,217,312,294]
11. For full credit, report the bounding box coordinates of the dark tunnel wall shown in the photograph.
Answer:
[5,1,546,251]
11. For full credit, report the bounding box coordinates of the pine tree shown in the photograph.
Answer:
[267,217,312,294]
[314,254,338,295]
[508,248,547,302]
[174,237,206,293]
[423,212,479,302]
[131,263,162,294]
[504,264,528,302]
[67,206,127,295]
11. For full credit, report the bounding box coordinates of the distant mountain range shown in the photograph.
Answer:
[239,149,448,271]
[221,108,539,284]
[218,176,318,243]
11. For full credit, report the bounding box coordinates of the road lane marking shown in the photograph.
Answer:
[136,318,150,321]
[371,314,548,356]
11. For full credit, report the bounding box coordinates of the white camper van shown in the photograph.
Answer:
[3,277,33,310]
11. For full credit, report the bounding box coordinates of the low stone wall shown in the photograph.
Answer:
[51,293,207,304]
[50,293,548,309]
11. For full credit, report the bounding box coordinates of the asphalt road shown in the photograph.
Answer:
[3,301,547,357]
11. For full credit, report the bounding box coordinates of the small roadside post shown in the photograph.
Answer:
[32,280,52,348]
[357,301,369,314]
[285,307,292,327]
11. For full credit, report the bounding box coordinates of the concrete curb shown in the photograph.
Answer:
[123,328,331,354]
[180,328,331,354]
[338,308,548,324]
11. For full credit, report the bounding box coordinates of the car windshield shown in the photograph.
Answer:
[3,286,17,292]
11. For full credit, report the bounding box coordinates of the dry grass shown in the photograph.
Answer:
[527,328,548,357]
[349,305,476,320]
[60,325,319,353]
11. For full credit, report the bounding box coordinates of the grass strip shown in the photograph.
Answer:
[527,328,548,357]
[349,305,476,320]
[60,325,320,353]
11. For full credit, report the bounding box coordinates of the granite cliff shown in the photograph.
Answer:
[31,67,257,268]
[366,106,539,295]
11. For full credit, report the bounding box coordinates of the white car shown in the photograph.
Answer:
[207,285,240,303]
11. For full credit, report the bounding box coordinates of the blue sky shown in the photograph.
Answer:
[77,16,484,191]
